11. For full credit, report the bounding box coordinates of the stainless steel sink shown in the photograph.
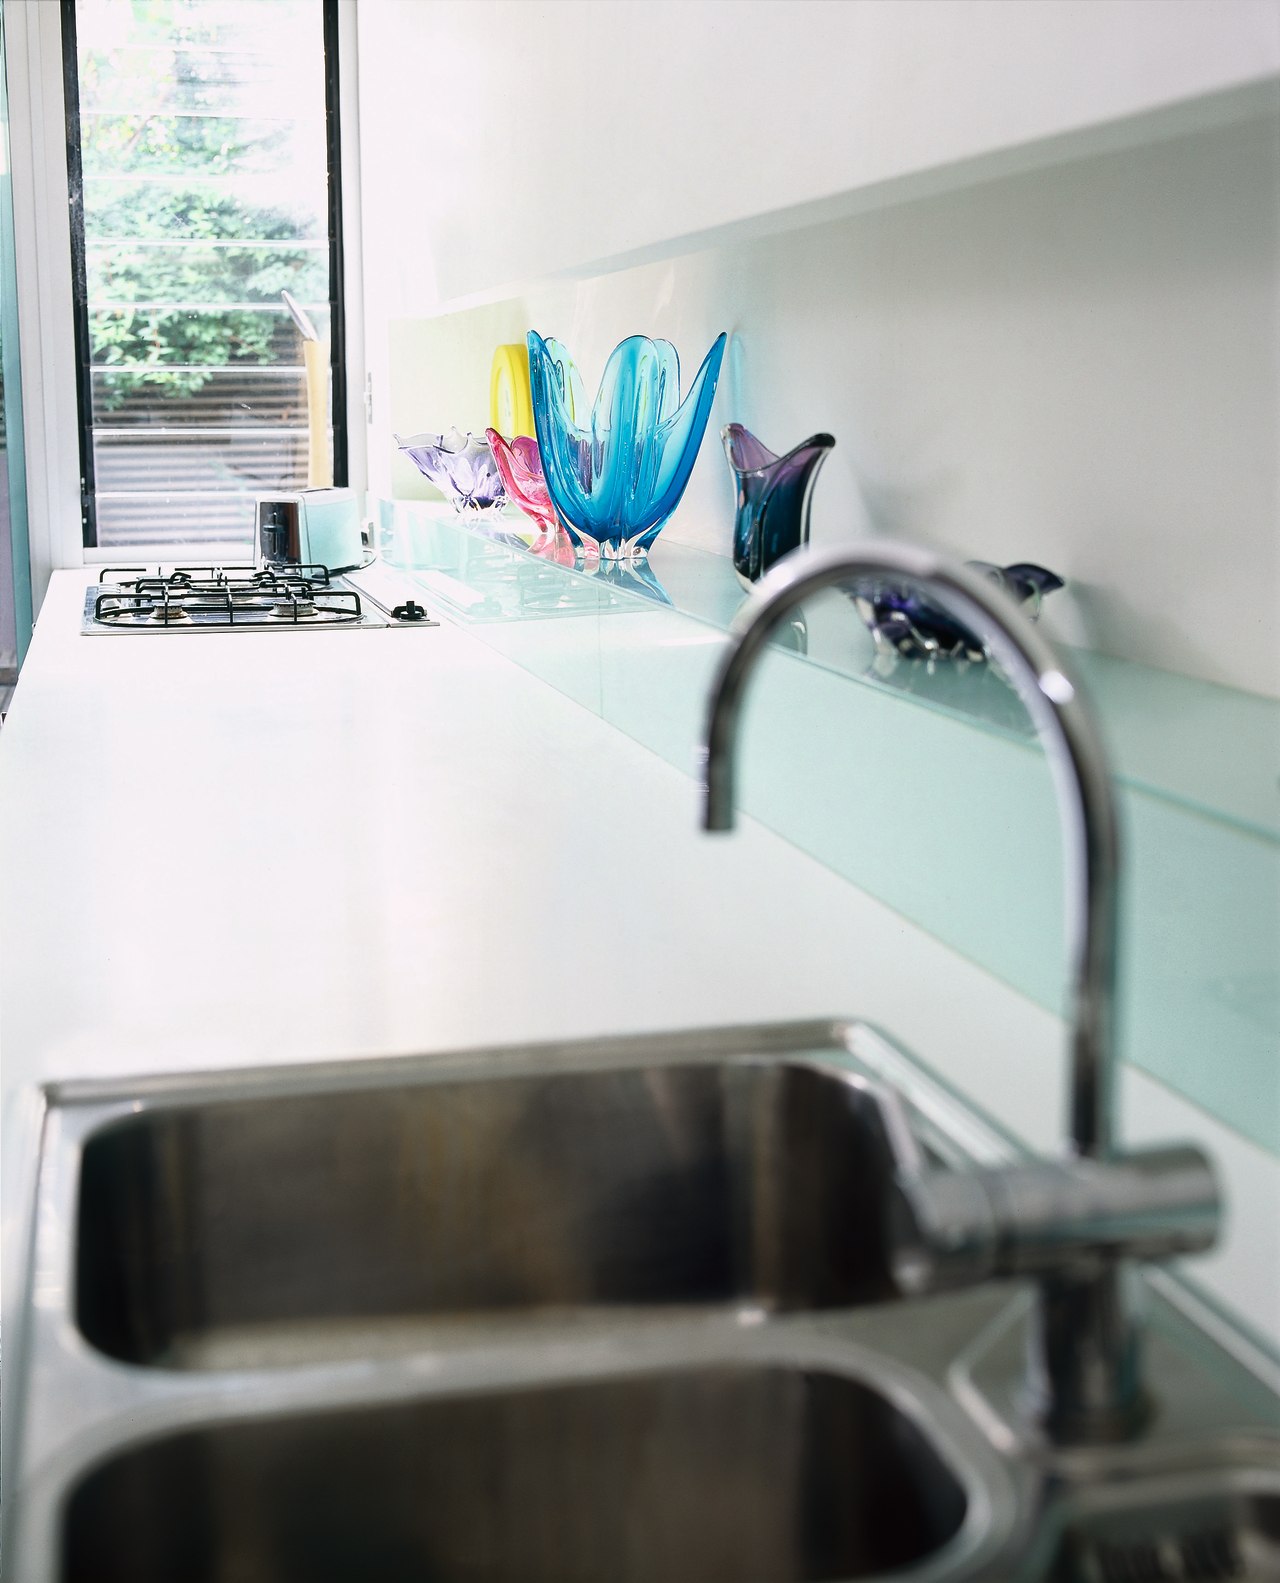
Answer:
[60,1364,968,1583]
[4,1022,1277,1581]
[75,1052,905,1369]
[1041,1459,1280,1581]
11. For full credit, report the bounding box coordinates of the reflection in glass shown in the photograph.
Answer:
[577,553,674,607]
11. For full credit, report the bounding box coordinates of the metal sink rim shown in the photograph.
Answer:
[5,1020,1016,1583]
[16,1309,1020,1583]
[6,1018,1278,1583]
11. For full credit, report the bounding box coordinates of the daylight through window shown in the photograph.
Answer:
[67,0,342,550]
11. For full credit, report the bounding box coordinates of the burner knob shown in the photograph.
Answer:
[392,599,427,622]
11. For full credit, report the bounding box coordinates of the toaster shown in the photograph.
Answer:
[256,489,364,572]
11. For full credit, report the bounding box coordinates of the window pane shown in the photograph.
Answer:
[95,427,307,490]
[73,0,336,551]
[94,492,261,548]
[83,172,328,231]
[80,119,329,182]
[88,305,331,368]
[91,367,311,427]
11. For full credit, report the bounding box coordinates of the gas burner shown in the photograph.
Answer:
[87,564,383,633]
[252,565,331,589]
[84,564,435,635]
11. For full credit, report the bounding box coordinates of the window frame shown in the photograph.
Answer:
[59,0,352,556]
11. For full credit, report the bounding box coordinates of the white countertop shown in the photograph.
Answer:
[1,571,1275,1345]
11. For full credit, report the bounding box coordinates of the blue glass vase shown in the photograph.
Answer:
[527,331,727,560]
[722,424,835,587]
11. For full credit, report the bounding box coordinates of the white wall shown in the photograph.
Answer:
[357,0,1280,690]
[379,108,1280,697]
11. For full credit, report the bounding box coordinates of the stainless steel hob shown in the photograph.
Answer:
[82,564,437,634]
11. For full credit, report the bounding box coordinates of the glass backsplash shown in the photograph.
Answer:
[376,500,1279,1159]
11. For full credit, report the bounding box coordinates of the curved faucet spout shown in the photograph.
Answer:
[701,540,1120,1159]
[699,540,1219,1443]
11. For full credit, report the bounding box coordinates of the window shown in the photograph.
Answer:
[1,0,32,674]
[62,0,345,552]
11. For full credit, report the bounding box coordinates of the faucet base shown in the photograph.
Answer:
[890,1147,1220,1443]
[1030,1268,1152,1445]
[946,1280,1270,1466]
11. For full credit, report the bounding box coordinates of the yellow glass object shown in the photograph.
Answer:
[489,343,535,439]
[303,337,333,488]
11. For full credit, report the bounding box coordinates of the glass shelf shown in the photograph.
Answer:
[375,500,1280,1158]
[646,537,1279,844]
[381,503,1279,842]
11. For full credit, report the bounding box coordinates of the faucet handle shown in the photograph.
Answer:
[888,1146,1220,1441]
[889,1145,1220,1295]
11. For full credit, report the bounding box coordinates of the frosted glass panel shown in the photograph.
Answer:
[378,502,1280,1159]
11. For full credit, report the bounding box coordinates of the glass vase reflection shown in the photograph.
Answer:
[722,424,834,588]
[396,428,506,513]
[527,330,727,560]
[851,561,1065,664]
[577,553,674,606]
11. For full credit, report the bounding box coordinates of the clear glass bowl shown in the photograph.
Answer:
[396,428,506,512]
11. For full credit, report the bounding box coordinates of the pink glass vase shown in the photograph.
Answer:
[485,429,578,565]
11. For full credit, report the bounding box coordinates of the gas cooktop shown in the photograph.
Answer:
[82,565,437,634]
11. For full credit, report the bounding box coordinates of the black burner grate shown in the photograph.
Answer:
[92,565,366,629]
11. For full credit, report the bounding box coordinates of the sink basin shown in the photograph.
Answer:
[60,1364,968,1583]
[8,1023,1274,1583]
[76,1056,905,1368]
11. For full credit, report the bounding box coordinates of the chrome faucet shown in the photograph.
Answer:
[701,541,1221,1443]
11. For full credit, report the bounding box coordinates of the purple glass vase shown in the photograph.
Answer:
[722,424,835,587]
[396,428,506,512]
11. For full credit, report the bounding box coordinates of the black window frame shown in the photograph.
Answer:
[60,0,348,551]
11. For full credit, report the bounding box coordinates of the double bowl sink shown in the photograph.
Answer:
[4,1022,1277,1580]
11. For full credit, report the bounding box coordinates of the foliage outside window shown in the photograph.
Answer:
[71,0,337,548]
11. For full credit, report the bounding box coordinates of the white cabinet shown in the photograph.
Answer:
[357,0,1279,311]
[356,0,1280,697]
